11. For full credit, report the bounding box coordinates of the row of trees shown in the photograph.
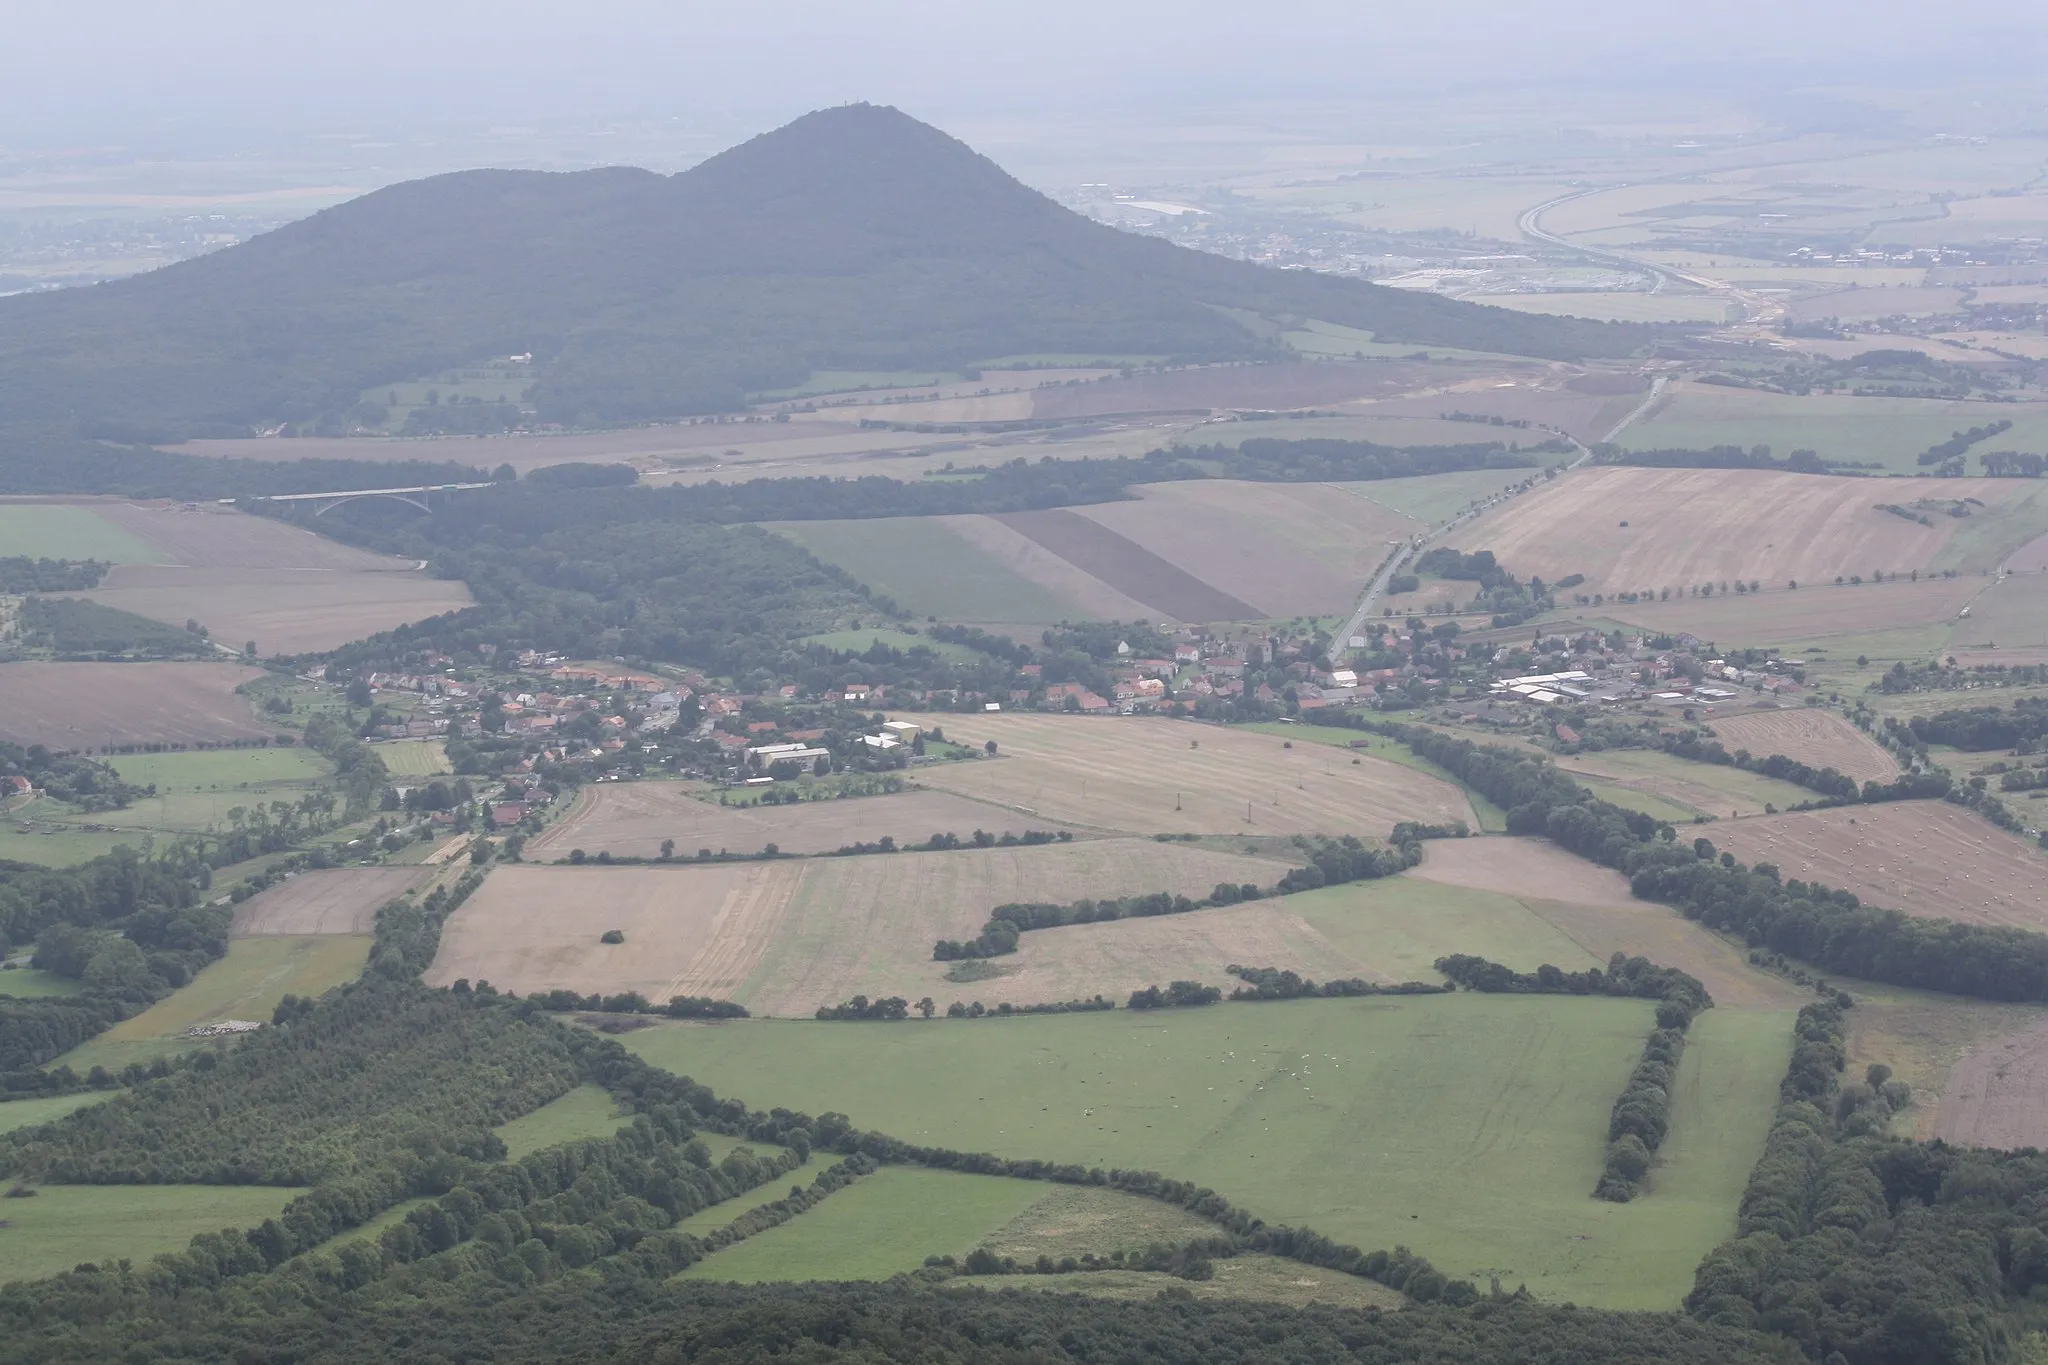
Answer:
[0,557,106,593]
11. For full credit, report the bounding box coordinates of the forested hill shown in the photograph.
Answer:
[0,105,1661,439]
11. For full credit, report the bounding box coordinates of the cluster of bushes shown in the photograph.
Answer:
[0,742,147,813]
[1906,697,2048,752]
[947,1237,1228,1282]
[935,887,1250,961]
[1916,419,2011,468]
[1225,965,1450,1001]
[814,994,914,1021]
[943,996,1116,1018]
[0,557,107,593]
[1127,981,1223,1009]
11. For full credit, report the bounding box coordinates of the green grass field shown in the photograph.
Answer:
[55,936,371,1075]
[673,1159,818,1235]
[0,506,167,564]
[0,822,140,869]
[1558,749,1820,819]
[769,518,1079,623]
[682,1167,1048,1282]
[1623,389,2048,475]
[95,748,333,833]
[494,1084,632,1159]
[0,1092,111,1138]
[1570,774,1706,825]
[0,1184,303,1283]
[629,993,1783,1307]
[372,740,451,777]
[0,966,83,999]
[1288,875,1602,981]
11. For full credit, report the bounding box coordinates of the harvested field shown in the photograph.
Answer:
[89,502,404,570]
[998,900,1360,1004]
[898,712,1475,836]
[1933,1016,2048,1150]
[1072,484,1369,618]
[1709,801,2048,930]
[1360,384,1644,444]
[1845,991,2048,1141]
[525,784,1078,861]
[1598,576,1983,646]
[431,840,1287,1014]
[739,839,1293,1016]
[0,662,269,747]
[1407,835,1636,906]
[1552,749,1818,820]
[1786,286,1965,322]
[69,564,471,656]
[1028,361,1451,420]
[1468,466,2032,594]
[231,867,433,936]
[1944,572,2048,666]
[990,509,1258,622]
[426,863,801,1002]
[1708,709,1900,784]
[936,515,1153,622]
[2010,532,2048,574]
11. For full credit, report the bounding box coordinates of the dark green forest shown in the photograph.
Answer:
[0,106,1663,438]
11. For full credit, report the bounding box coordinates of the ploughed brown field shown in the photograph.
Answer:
[1708,708,1900,785]
[988,509,1260,623]
[1468,466,2037,593]
[427,839,1290,1013]
[1708,801,2048,930]
[895,712,1476,836]
[48,500,472,655]
[0,662,270,747]
[525,785,1080,861]
[231,867,435,936]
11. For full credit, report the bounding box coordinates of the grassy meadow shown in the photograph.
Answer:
[1622,387,2048,475]
[770,518,1079,622]
[0,1092,112,1138]
[628,992,1785,1307]
[0,1185,303,1283]
[0,505,166,564]
[494,1084,633,1159]
[54,935,371,1074]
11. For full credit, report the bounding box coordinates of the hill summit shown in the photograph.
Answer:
[0,105,1654,434]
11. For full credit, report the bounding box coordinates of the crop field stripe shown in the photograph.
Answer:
[990,509,1260,623]
[768,517,1078,623]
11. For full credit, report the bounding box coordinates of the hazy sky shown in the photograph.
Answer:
[5,0,2045,144]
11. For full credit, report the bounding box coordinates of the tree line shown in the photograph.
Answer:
[0,558,107,593]
[1312,712,2048,1004]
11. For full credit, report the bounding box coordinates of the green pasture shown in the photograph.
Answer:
[494,1084,632,1159]
[1622,389,2048,475]
[0,966,82,999]
[0,1092,111,1138]
[0,821,139,869]
[769,518,1078,623]
[800,629,988,663]
[55,935,371,1075]
[1570,774,1706,825]
[372,740,451,777]
[0,1184,303,1283]
[682,1167,1048,1282]
[1289,874,1601,981]
[1562,749,1820,818]
[0,506,166,564]
[674,1161,817,1236]
[96,747,333,833]
[1334,467,1561,526]
[629,992,1785,1307]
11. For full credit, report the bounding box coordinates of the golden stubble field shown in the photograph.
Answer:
[1469,466,2038,593]
[526,785,1078,861]
[1708,801,2048,930]
[231,867,435,936]
[428,839,1293,1014]
[895,713,1475,836]
[46,500,473,654]
[1708,708,1900,785]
